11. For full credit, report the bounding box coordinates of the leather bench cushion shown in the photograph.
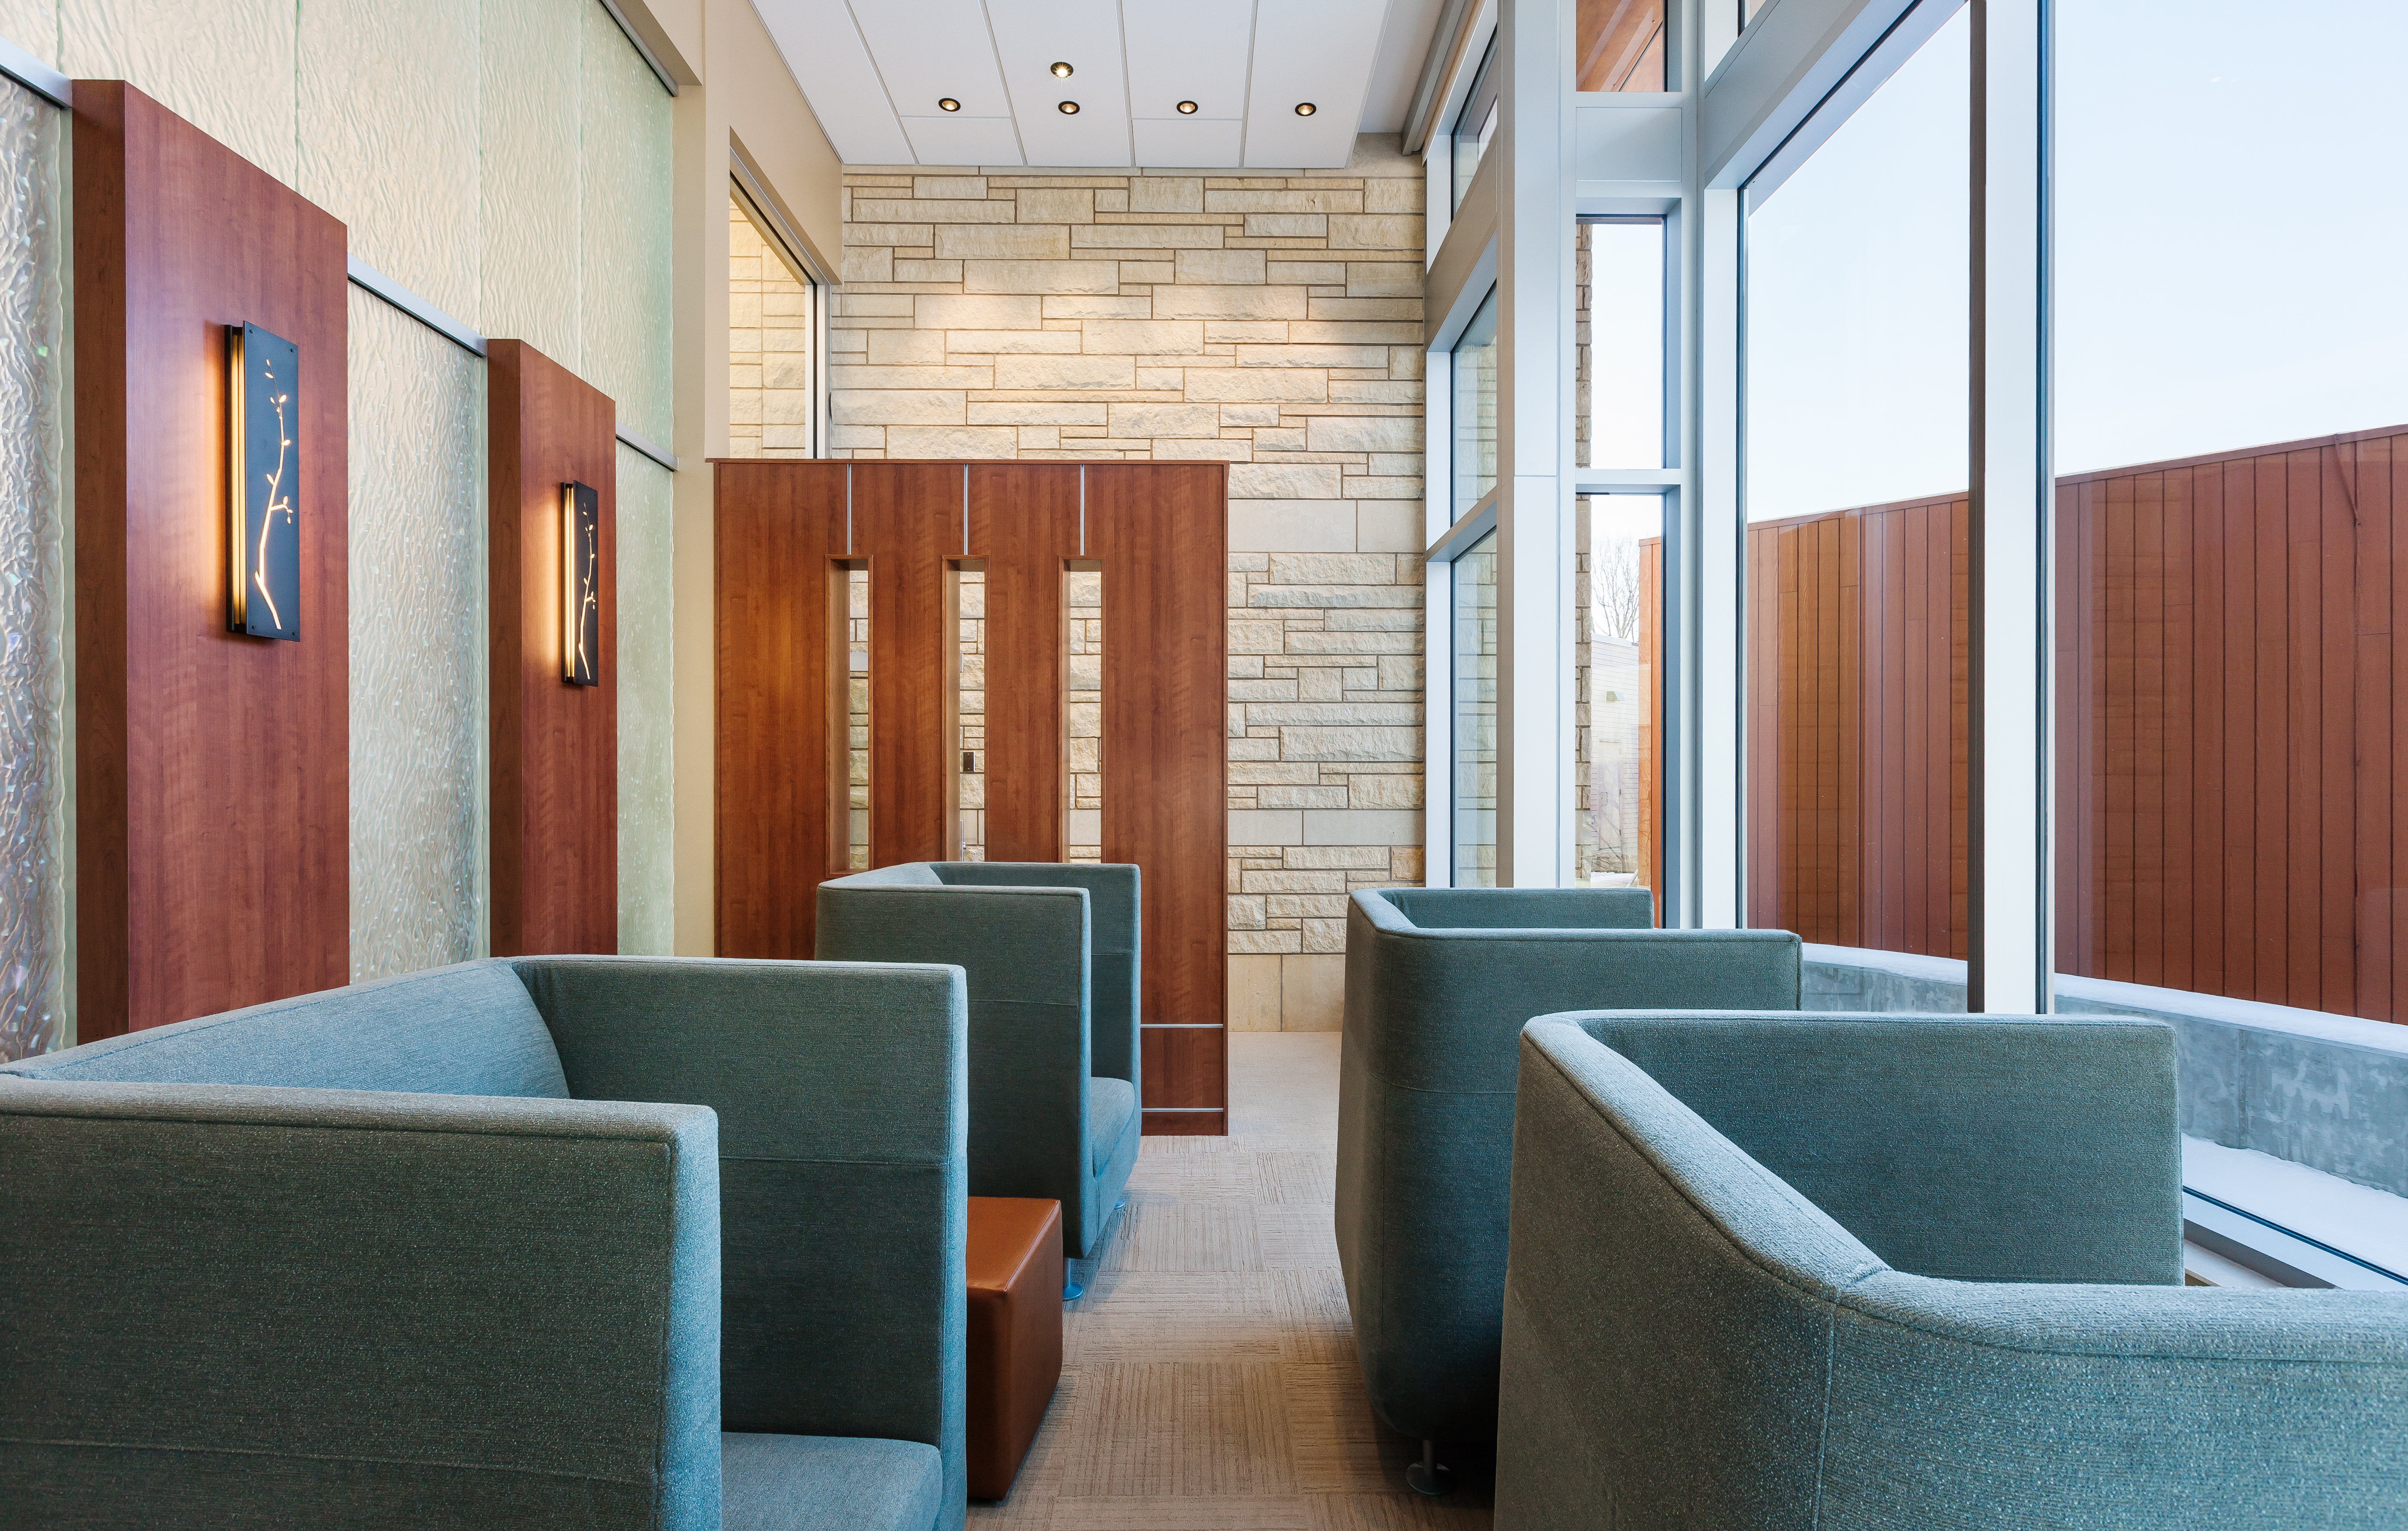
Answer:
[966,1198,1065,1500]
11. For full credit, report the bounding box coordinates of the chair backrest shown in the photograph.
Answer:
[1,962,570,1098]
[1380,886,1655,929]
[933,861,1140,1083]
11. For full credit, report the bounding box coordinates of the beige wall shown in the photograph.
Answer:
[830,137,1428,1031]
[657,0,843,956]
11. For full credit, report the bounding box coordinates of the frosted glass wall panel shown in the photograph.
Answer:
[617,446,674,953]
[0,78,67,1061]
[348,290,488,981]
[59,0,296,181]
[581,0,673,443]
[298,0,478,322]
[0,2,55,66]
[481,0,581,358]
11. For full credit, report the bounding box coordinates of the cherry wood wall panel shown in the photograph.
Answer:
[488,341,617,956]
[1744,496,1965,960]
[73,82,350,1038]
[2056,425,2406,1024]
[1088,464,1230,1132]
[715,460,850,957]
[858,463,962,866]
[968,464,1079,863]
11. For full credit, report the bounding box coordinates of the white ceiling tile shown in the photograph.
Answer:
[900,115,1027,167]
[985,0,1133,167]
[1245,0,1388,167]
[850,0,1015,120]
[752,0,913,165]
[1132,117,1245,168]
[1123,0,1256,131]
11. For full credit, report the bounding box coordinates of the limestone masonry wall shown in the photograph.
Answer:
[828,135,1427,1030]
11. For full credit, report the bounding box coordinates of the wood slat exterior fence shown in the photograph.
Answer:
[1743,424,2407,1026]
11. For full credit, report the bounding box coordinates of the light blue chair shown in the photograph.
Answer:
[817,863,1140,1261]
[1335,887,1802,1487]
[0,957,970,1531]
[1499,1009,2408,1529]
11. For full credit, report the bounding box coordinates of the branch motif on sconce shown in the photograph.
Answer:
[562,481,600,686]
[226,322,300,640]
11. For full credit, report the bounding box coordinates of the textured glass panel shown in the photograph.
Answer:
[348,290,487,980]
[297,0,478,323]
[0,77,66,1061]
[0,1,56,67]
[59,0,295,182]
[480,0,580,359]
[580,0,673,443]
[616,445,674,954]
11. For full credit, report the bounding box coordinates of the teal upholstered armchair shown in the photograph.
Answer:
[0,957,970,1531]
[1499,1011,2408,1530]
[1335,888,1802,1481]
[817,862,1140,1260]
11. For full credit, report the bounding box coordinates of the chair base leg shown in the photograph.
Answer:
[1063,1280,1084,1301]
[1406,1441,1453,1496]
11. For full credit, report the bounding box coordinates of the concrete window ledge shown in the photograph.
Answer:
[1801,944,2408,1290]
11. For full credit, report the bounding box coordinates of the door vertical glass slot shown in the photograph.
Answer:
[1064,563,1103,863]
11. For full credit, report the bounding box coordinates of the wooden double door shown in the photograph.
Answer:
[714,460,1229,1133]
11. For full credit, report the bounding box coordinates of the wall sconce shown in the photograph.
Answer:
[226,322,300,639]
[562,481,600,686]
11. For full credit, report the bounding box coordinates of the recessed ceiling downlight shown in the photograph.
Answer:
[1176,100,1198,114]
[938,97,960,112]
[1050,61,1073,78]
[1058,100,1080,114]
[1294,102,1316,116]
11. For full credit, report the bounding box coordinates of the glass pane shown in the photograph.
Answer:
[1577,220,1665,471]
[1577,0,1666,92]
[728,188,817,459]
[2058,0,2408,1270]
[1451,287,1499,520]
[1451,534,1499,887]
[953,566,985,860]
[1742,5,1968,966]
[1575,496,1662,919]
[847,566,870,869]
[0,76,66,1062]
[1064,566,1102,863]
[1451,40,1498,211]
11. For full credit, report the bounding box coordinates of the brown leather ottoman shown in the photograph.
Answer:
[966,1196,1065,1500]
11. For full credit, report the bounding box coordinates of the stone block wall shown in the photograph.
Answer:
[829,135,1428,1030]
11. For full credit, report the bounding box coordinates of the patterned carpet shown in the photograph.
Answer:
[969,1032,1496,1530]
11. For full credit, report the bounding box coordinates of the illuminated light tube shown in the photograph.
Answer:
[562,480,600,686]
[226,322,300,640]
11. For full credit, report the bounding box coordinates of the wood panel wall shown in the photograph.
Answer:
[715,461,1232,1116]
[1744,494,1967,957]
[714,461,850,958]
[73,82,350,1039]
[2057,425,2406,1022]
[488,340,617,956]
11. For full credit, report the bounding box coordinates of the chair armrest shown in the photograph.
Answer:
[0,1079,718,1528]
[939,863,1140,1081]
[1560,1010,2183,1284]
[507,956,968,1509]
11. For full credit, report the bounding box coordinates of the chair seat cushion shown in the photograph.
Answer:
[721,1432,942,1531]
[1089,1075,1137,1174]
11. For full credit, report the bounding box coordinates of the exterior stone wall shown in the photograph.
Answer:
[829,136,1427,1030]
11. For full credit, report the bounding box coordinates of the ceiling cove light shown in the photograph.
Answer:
[1176,100,1198,114]
[1050,61,1073,78]
[226,321,300,641]
[1294,102,1316,116]
[562,481,600,686]
[1058,100,1079,114]
[938,97,961,112]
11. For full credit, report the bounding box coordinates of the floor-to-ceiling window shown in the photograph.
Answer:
[1741,3,1970,967]
[2055,0,2408,1282]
